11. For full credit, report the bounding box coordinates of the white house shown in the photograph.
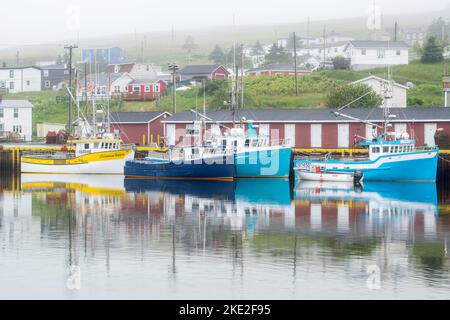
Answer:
[77,72,134,99]
[343,41,409,71]
[0,67,42,93]
[353,75,409,108]
[106,63,162,80]
[0,99,33,141]
[298,41,348,60]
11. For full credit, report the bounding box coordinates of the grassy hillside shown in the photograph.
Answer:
[3,61,446,137]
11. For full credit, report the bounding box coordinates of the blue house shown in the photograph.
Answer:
[81,47,124,64]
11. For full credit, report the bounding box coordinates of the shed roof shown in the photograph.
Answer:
[0,99,34,108]
[353,75,410,90]
[163,108,450,123]
[247,64,310,73]
[179,64,225,75]
[109,112,171,124]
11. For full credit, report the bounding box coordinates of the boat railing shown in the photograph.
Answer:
[22,150,76,159]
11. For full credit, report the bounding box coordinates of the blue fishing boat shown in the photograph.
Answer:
[125,146,235,181]
[210,121,292,178]
[295,132,439,182]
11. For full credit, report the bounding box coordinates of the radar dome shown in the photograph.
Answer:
[401,132,410,140]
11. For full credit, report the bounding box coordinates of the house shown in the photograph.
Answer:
[106,63,162,80]
[41,65,71,91]
[353,75,409,108]
[77,73,134,99]
[246,64,311,77]
[0,99,33,141]
[399,28,426,47]
[343,41,409,71]
[0,67,42,93]
[81,47,124,64]
[109,111,171,145]
[162,108,450,148]
[298,41,348,60]
[179,65,229,82]
[124,79,167,101]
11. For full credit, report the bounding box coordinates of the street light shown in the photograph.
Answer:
[168,63,179,114]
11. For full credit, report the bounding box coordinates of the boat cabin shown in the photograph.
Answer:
[209,123,271,152]
[70,139,123,157]
[359,133,416,161]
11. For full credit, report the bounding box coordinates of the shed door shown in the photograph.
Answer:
[338,124,349,148]
[259,124,270,137]
[211,124,221,136]
[284,124,296,147]
[424,123,437,147]
[311,124,322,148]
[166,124,176,146]
[395,123,407,134]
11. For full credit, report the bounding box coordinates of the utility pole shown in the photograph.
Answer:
[323,28,326,68]
[84,62,88,102]
[168,63,179,114]
[293,32,299,96]
[241,45,245,109]
[65,44,78,136]
[394,21,398,41]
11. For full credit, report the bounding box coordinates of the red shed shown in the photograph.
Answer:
[110,111,171,146]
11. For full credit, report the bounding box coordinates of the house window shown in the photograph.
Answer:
[0,81,4,88]
[155,84,160,93]
[26,80,30,86]
[44,70,49,77]
[45,80,51,88]
[396,50,401,56]
[9,70,14,78]
[361,49,366,55]
[10,82,14,90]
[133,86,140,93]
[0,109,3,118]
[114,85,120,93]
[146,65,150,71]
[14,108,19,118]
[13,125,22,133]
[186,124,200,136]
[0,123,4,131]
[145,85,150,92]
[377,49,386,59]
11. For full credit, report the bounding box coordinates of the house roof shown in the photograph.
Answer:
[42,64,69,70]
[0,66,41,71]
[106,63,135,74]
[163,108,450,124]
[130,78,161,85]
[353,75,410,90]
[179,64,226,75]
[305,41,349,50]
[247,64,310,73]
[0,99,34,108]
[346,40,409,49]
[83,73,127,86]
[109,112,171,124]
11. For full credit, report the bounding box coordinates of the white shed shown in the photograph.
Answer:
[353,75,409,108]
[0,99,34,141]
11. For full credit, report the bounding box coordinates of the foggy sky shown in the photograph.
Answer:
[1,0,449,45]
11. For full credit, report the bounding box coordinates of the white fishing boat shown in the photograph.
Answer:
[295,167,363,183]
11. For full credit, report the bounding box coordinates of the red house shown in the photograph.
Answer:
[109,111,171,146]
[124,79,167,101]
[179,64,229,82]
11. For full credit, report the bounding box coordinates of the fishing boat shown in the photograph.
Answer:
[209,120,292,178]
[21,137,135,174]
[124,145,235,181]
[295,166,363,183]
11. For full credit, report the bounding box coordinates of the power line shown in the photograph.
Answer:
[64,44,78,135]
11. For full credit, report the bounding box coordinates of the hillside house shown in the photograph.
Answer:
[78,73,134,99]
[41,64,71,90]
[0,67,42,93]
[106,63,162,80]
[82,47,124,64]
[343,41,409,71]
[0,99,33,141]
[353,75,409,108]
[124,79,167,101]
[179,65,229,82]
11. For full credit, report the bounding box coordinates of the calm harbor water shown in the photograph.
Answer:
[0,174,449,300]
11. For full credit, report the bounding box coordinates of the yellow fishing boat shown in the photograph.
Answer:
[21,138,135,174]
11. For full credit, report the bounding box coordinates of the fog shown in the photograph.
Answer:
[0,0,449,45]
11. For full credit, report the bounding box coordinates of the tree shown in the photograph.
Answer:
[427,17,448,44]
[421,36,444,63]
[332,56,351,70]
[56,55,63,65]
[264,43,293,65]
[208,45,226,64]
[251,41,265,56]
[182,35,198,52]
[226,45,252,69]
[326,83,383,108]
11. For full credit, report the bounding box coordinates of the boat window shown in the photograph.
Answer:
[94,143,99,149]
[252,140,258,147]
[245,139,250,147]
[394,146,399,153]
[372,147,380,153]
[383,146,389,153]
[84,144,90,150]
[193,148,200,155]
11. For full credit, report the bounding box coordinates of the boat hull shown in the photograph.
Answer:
[295,150,439,182]
[124,155,235,181]
[296,170,356,182]
[21,150,135,175]
[235,147,292,178]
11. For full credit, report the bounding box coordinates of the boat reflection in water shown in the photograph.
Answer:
[0,175,448,299]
